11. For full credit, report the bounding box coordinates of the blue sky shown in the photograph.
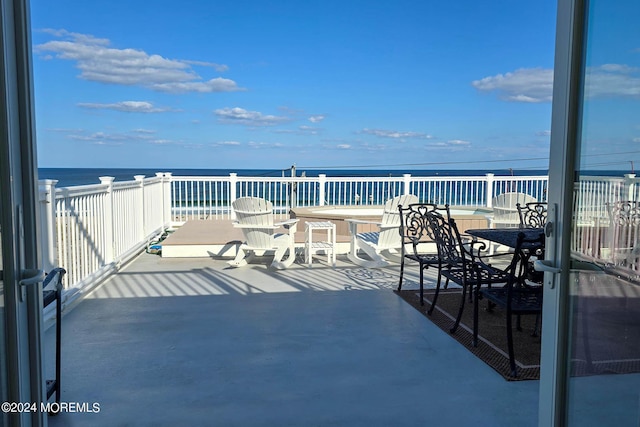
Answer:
[31,1,562,171]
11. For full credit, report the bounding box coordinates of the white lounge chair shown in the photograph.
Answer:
[488,192,537,228]
[228,197,299,269]
[346,194,419,268]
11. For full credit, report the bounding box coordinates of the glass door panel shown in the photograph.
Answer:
[544,0,640,424]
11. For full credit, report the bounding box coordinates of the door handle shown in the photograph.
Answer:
[19,269,45,286]
[534,259,561,274]
[569,260,604,272]
[533,259,604,274]
[19,269,45,302]
[534,259,605,290]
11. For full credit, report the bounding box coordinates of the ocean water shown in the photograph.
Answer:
[37,167,551,188]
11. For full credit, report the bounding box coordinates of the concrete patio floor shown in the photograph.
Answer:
[43,252,543,426]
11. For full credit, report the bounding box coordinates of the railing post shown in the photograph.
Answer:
[99,176,115,265]
[318,174,326,206]
[155,173,166,229]
[624,173,636,201]
[39,179,58,273]
[403,174,412,196]
[135,175,146,240]
[486,173,495,208]
[229,173,238,219]
[162,173,172,226]
[290,166,297,209]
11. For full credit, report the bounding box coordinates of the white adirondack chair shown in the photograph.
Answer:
[346,194,419,268]
[488,192,537,228]
[228,197,299,269]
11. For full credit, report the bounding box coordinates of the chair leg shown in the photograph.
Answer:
[506,310,518,377]
[227,247,249,267]
[271,243,296,269]
[419,266,424,306]
[397,258,405,291]
[427,268,441,315]
[531,314,540,337]
[450,281,467,334]
[472,285,480,347]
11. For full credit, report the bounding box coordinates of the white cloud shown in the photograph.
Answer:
[150,79,240,93]
[181,59,229,72]
[67,131,128,145]
[584,64,640,98]
[426,140,472,150]
[536,130,551,137]
[472,68,554,103]
[214,107,290,126]
[35,29,243,94]
[473,64,640,102]
[77,101,173,113]
[52,127,186,146]
[446,139,471,146]
[360,128,434,140]
[309,115,326,123]
[336,144,351,149]
[247,141,285,149]
[273,125,320,135]
[215,140,242,146]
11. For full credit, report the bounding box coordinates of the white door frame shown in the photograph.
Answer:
[538,0,587,424]
[1,0,47,425]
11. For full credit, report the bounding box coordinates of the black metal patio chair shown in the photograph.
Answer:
[43,267,66,405]
[425,213,514,334]
[517,202,548,229]
[604,200,640,270]
[478,231,545,377]
[397,203,451,312]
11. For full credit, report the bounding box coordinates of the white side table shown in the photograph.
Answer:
[305,221,336,267]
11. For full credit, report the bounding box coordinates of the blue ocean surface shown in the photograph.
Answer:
[38,167,551,188]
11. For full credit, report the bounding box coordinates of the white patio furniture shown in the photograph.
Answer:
[488,192,538,228]
[305,221,336,267]
[228,197,299,269]
[346,194,419,268]
[602,201,640,269]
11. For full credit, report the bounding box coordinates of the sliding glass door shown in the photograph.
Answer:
[1,0,47,425]
[540,0,640,425]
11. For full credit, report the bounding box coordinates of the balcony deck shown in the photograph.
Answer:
[43,252,639,426]
[160,219,354,258]
[158,211,488,258]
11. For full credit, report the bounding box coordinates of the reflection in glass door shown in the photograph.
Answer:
[0,177,7,427]
[542,0,640,425]
[567,0,640,424]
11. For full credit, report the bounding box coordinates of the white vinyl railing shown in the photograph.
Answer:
[39,174,172,307]
[167,173,551,222]
[40,171,640,301]
[571,174,639,262]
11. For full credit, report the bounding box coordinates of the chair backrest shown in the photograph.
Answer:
[398,203,450,257]
[376,194,419,248]
[491,192,538,227]
[425,212,466,267]
[517,202,548,228]
[232,197,276,249]
[605,201,640,266]
[607,201,640,226]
